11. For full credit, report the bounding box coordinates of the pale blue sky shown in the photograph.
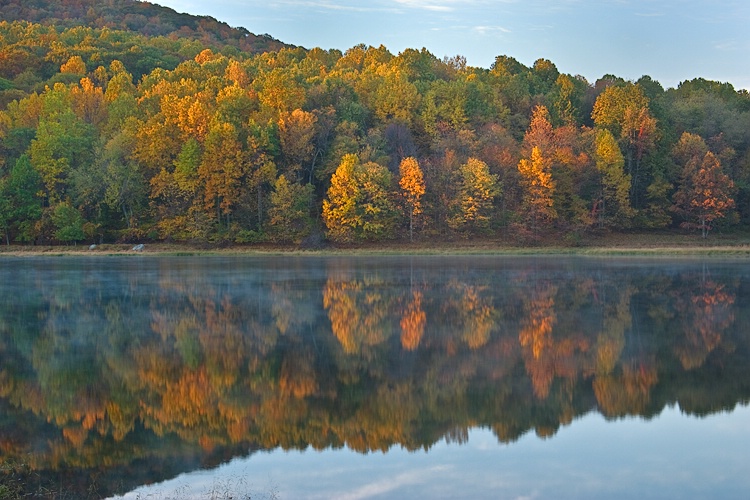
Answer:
[154,0,750,90]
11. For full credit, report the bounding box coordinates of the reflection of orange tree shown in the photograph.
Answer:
[400,290,426,351]
[518,285,557,398]
[518,284,591,399]
[199,297,249,386]
[135,349,223,443]
[674,279,735,370]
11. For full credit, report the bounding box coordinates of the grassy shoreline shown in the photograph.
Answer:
[2,232,750,257]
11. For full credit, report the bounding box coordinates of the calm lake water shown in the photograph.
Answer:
[1,255,749,499]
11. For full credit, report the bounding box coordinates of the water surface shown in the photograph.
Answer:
[0,256,748,498]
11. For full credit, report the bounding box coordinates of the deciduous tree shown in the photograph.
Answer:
[199,122,248,226]
[52,201,85,245]
[278,108,317,182]
[448,157,500,233]
[322,154,397,242]
[268,174,314,243]
[0,154,43,244]
[594,129,633,228]
[517,146,556,234]
[398,156,425,241]
[672,150,735,237]
[592,83,657,208]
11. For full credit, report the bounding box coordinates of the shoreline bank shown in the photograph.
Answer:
[2,238,750,257]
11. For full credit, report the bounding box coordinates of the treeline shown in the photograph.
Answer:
[1,17,750,246]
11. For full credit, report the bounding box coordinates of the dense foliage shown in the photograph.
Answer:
[1,2,750,246]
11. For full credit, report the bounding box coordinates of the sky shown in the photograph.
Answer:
[153,0,750,90]
[116,407,750,499]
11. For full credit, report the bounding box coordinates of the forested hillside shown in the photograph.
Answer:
[1,1,749,246]
[0,0,289,55]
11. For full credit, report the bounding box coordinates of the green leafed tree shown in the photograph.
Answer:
[268,174,315,243]
[0,154,43,244]
[52,201,85,245]
[594,128,633,228]
[104,157,147,230]
[29,86,96,205]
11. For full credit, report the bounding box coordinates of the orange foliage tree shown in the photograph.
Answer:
[672,147,735,238]
[398,156,426,241]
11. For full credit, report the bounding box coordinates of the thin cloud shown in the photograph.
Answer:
[713,40,740,51]
[271,1,392,13]
[332,466,453,500]
[391,0,504,12]
[474,25,512,35]
[392,0,455,11]
[634,11,665,17]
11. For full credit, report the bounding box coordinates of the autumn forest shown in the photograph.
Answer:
[1,0,750,246]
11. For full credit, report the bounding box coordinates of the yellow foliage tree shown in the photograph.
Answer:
[517,146,556,234]
[278,108,317,181]
[449,157,500,233]
[60,55,86,75]
[322,154,396,242]
[198,122,247,225]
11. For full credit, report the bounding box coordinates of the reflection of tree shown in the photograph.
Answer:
[673,277,735,370]
[518,284,558,398]
[279,350,318,398]
[588,284,659,417]
[400,290,426,351]
[593,287,631,376]
[322,270,392,355]
[444,280,496,350]
[593,359,658,417]
[1,257,750,497]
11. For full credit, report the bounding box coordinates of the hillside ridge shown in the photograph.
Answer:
[0,0,292,54]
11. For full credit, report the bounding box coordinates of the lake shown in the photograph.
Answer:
[0,255,749,499]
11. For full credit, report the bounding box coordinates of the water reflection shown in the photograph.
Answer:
[1,256,749,497]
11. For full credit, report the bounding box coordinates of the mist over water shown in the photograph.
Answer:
[1,256,749,498]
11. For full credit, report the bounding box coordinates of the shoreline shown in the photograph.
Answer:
[2,237,750,258]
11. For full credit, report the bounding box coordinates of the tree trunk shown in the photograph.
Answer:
[409,209,413,242]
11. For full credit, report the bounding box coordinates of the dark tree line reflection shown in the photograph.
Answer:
[1,256,749,496]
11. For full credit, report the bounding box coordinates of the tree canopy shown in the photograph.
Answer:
[1,2,749,246]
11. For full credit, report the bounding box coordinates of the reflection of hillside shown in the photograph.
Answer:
[1,257,750,496]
